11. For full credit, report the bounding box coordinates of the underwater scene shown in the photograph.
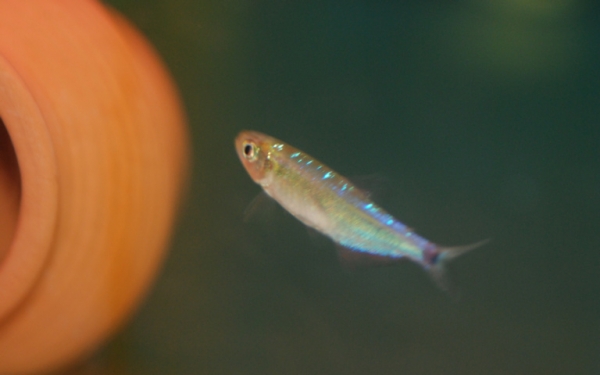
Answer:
[94,1,599,374]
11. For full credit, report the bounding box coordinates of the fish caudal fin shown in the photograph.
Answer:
[427,239,490,298]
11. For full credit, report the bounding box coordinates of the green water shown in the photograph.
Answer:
[93,1,599,374]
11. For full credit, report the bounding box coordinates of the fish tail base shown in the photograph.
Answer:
[427,239,489,299]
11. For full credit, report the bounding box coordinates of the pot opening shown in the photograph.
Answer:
[0,118,21,264]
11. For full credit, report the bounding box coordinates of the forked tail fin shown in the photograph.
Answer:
[428,239,490,299]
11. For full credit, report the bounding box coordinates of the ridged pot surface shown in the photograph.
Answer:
[0,1,189,373]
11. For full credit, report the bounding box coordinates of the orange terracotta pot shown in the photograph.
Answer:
[0,0,189,373]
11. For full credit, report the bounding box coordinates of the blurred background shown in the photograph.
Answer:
[77,0,599,373]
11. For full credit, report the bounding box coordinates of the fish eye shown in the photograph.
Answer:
[242,141,258,161]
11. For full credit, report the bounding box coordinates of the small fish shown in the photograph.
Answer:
[235,130,487,292]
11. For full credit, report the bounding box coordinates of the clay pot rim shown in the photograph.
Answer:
[0,55,58,322]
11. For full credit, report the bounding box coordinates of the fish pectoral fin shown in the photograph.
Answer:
[335,244,403,270]
[243,191,279,222]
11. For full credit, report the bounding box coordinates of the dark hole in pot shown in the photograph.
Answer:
[0,118,21,264]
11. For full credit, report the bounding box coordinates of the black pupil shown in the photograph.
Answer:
[244,144,253,157]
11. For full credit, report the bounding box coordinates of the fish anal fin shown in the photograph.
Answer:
[335,245,402,270]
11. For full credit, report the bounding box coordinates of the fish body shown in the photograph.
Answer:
[235,131,485,290]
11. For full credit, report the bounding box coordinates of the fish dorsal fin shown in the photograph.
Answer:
[348,174,389,201]
[335,244,403,270]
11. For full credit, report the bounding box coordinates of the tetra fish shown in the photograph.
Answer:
[235,130,487,292]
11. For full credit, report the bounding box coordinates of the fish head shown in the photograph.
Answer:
[235,130,279,186]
